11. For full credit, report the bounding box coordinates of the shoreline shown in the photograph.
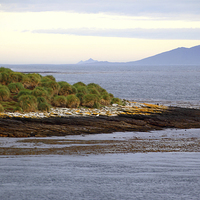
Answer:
[1,103,200,155]
[0,102,167,119]
[1,103,200,138]
[1,128,200,155]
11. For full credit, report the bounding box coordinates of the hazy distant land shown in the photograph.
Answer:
[78,45,200,65]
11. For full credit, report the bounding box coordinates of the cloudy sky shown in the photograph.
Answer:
[0,0,200,64]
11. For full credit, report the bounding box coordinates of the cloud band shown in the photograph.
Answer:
[31,28,200,40]
[1,0,200,20]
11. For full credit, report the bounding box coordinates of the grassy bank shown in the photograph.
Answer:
[0,67,122,113]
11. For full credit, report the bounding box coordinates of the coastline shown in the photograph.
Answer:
[1,103,200,155]
[0,102,167,119]
[1,103,200,138]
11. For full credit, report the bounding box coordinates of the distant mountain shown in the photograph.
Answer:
[130,45,200,65]
[78,45,200,65]
[77,58,109,64]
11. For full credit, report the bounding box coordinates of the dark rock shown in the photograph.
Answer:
[0,107,200,137]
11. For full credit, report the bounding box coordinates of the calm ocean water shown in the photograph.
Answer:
[6,64,200,107]
[1,64,200,199]
[1,153,200,200]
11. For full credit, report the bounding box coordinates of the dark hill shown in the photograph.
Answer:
[130,45,200,65]
[77,45,200,65]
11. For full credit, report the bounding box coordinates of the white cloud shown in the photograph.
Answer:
[1,11,200,32]
[0,1,200,64]
[1,0,200,20]
[31,28,200,40]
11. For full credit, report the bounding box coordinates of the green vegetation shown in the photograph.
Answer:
[40,80,60,96]
[0,85,10,101]
[19,95,38,112]
[22,74,41,89]
[0,67,121,112]
[8,82,24,93]
[37,96,48,104]
[0,72,11,85]
[10,72,24,83]
[0,100,19,112]
[53,95,66,107]
[32,87,50,102]
[66,95,80,108]
[76,86,88,95]
[38,102,51,112]
[44,75,55,81]
[0,104,4,112]
[58,82,77,96]
[73,81,86,88]
[82,94,100,108]
[13,106,23,113]
[111,97,122,105]
[100,94,111,106]
[17,89,32,98]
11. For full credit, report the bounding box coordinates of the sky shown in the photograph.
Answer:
[0,0,200,64]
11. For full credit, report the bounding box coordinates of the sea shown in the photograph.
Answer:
[0,64,200,199]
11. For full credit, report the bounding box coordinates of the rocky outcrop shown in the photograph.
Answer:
[0,106,200,137]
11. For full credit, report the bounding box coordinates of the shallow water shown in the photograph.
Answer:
[0,153,200,200]
[1,128,200,149]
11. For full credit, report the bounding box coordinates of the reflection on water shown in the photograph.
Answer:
[0,153,200,200]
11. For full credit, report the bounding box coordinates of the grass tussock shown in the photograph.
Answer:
[19,95,38,112]
[0,101,19,112]
[53,95,66,107]
[0,85,10,101]
[13,106,23,113]
[66,95,80,108]
[10,72,24,83]
[0,103,4,112]
[32,87,50,103]
[76,86,88,95]
[73,82,86,88]
[0,67,121,112]
[111,97,122,105]
[8,82,24,94]
[100,94,111,106]
[82,94,100,108]
[22,74,41,89]
[38,102,51,112]
[58,82,77,96]
[41,81,60,96]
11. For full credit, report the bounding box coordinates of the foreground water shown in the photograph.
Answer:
[1,153,200,200]
[1,129,200,199]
